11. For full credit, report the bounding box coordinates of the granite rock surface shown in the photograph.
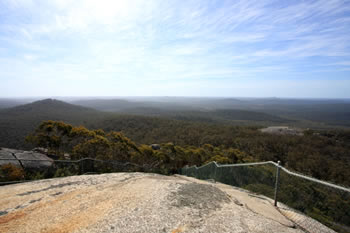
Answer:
[0,173,310,233]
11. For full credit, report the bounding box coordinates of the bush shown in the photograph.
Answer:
[0,163,25,181]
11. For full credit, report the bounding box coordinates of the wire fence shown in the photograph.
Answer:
[181,161,350,233]
[0,157,157,186]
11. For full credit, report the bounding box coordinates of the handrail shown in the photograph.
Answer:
[2,157,350,193]
[183,161,350,193]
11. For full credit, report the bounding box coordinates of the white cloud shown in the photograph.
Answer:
[334,61,350,66]
[0,0,350,97]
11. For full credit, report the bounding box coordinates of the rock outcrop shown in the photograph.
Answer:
[0,148,53,170]
[0,172,316,233]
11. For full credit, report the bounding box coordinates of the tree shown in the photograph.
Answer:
[72,135,111,160]
[26,120,73,156]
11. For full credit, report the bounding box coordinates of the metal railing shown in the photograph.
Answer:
[181,161,350,233]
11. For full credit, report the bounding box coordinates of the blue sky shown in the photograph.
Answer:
[0,0,350,98]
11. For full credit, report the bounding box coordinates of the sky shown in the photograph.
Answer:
[0,0,350,98]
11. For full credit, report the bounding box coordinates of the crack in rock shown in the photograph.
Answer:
[17,181,81,196]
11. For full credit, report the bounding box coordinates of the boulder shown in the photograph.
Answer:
[0,148,53,170]
[150,144,161,150]
[0,148,21,167]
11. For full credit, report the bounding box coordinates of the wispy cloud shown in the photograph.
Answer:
[333,61,350,66]
[0,0,350,97]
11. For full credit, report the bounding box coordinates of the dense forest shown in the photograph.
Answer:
[0,99,350,187]
[27,119,350,187]
[96,116,350,186]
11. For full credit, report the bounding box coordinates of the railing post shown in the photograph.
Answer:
[81,159,84,175]
[214,162,217,183]
[274,160,281,206]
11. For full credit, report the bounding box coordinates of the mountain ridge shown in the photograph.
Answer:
[0,99,105,149]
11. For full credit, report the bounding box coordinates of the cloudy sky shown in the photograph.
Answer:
[1,0,350,98]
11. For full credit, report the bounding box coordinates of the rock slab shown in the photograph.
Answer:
[0,148,53,170]
[0,173,305,233]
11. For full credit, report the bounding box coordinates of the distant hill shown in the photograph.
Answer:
[70,98,197,112]
[71,99,137,112]
[0,99,104,149]
[4,98,98,115]
[70,97,350,128]
[70,98,292,124]
[0,99,102,122]
[0,98,31,109]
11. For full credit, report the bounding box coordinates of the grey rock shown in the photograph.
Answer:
[0,148,53,170]
[150,144,161,150]
[0,148,21,167]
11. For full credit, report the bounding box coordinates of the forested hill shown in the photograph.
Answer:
[0,98,103,122]
[0,99,105,149]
